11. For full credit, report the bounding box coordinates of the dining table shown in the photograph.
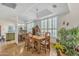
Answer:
[32,35,45,53]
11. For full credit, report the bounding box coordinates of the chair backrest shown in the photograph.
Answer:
[45,32,50,45]
[25,33,28,40]
[28,32,32,37]
[28,32,33,42]
[45,32,50,40]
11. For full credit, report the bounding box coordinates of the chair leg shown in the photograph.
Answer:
[27,46,29,51]
[31,46,34,54]
[45,46,47,54]
[45,49,46,54]
[24,43,27,47]
[27,44,30,51]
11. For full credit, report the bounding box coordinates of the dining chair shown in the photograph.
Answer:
[26,32,34,53]
[25,33,28,47]
[40,32,50,54]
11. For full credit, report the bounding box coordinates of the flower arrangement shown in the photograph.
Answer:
[53,42,67,56]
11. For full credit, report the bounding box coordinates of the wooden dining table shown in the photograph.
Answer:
[32,35,45,53]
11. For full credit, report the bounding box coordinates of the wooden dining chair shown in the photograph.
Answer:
[25,33,28,47]
[40,32,50,54]
[26,32,34,53]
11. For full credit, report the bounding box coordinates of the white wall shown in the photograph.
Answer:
[58,3,79,29]
[0,21,12,34]
[0,20,16,39]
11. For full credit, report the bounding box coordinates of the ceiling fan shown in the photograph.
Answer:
[1,3,17,9]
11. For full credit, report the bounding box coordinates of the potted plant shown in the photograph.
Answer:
[58,27,79,56]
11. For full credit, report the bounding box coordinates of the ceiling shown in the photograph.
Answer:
[0,3,69,23]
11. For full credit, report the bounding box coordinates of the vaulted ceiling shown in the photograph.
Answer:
[0,3,69,23]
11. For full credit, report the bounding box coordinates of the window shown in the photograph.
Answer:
[52,17,57,38]
[27,22,34,32]
[41,16,58,38]
[8,25,15,33]
[41,19,47,29]
[53,17,57,29]
[41,19,47,33]
[52,30,57,38]
[48,18,52,29]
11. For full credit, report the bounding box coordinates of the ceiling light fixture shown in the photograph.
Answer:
[36,8,39,20]
[52,4,57,8]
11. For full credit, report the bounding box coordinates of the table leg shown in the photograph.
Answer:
[37,40,41,54]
